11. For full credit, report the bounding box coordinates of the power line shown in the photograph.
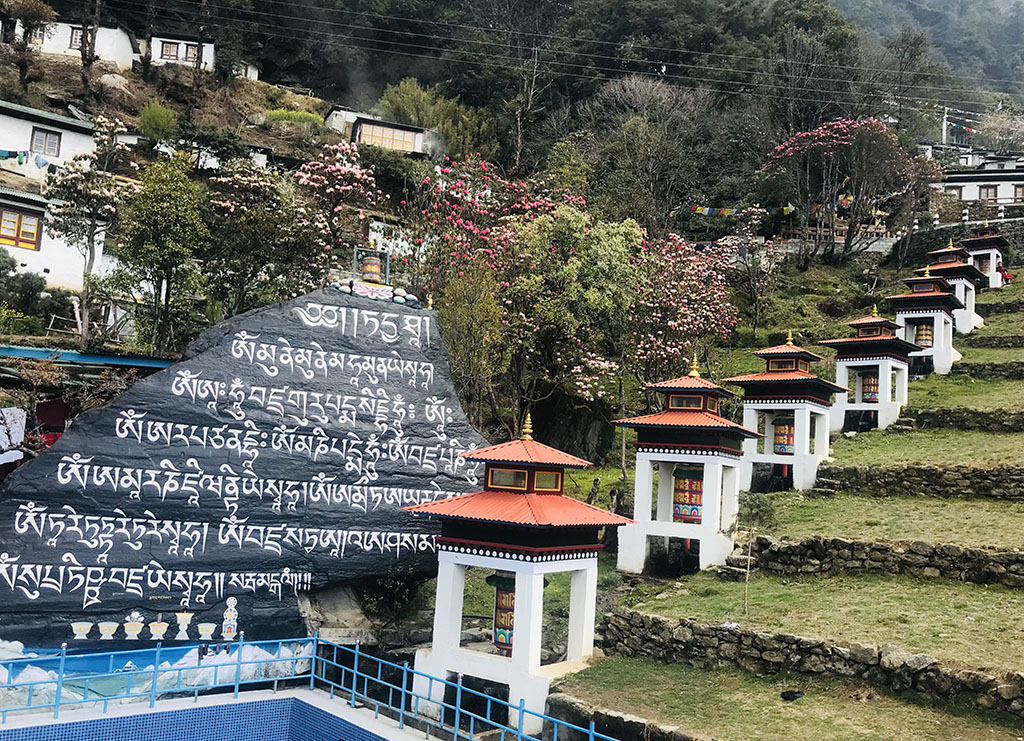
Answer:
[150,0,1024,88]
[95,0,1002,111]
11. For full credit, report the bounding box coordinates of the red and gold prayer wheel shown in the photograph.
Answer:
[914,322,934,348]
[773,416,795,455]
[672,466,703,523]
[360,255,384,284]
[485,571,515,656]
[861,372,879,403]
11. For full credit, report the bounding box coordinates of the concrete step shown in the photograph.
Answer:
[815,477,841,489]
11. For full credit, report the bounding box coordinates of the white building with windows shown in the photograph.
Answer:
[148,36,215,71]
[0,101,106,292]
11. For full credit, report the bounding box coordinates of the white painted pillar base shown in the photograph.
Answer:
[566,566,598,661]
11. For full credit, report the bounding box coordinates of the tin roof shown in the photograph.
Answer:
[914,262,986,281]
[818,336,920,353]
[459,438,592,468]
[614,409,759,437]
[886,290,964,309]
[847,315,900,329]
[404,490,632,527]
[0,100,94,135]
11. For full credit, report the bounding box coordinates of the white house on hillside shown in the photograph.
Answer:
[325,106,433,156]
[24,21,136,71]
[0,100,107,292]
[147,35,214,71]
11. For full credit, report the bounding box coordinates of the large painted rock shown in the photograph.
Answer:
[0,289,486,647]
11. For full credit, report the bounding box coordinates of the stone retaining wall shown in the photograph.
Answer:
[950,362,1024,380]
[747,535,1024,589]
[900,407,1024,432]
[819,464,1024,499]
[600,608,1024,722]
[544,694,711,741]
[962,334,1024,348]
[977,299,1024,317]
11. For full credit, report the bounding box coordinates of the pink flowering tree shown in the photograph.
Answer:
[45,115,134,349]
[624,234,738,385]
[203,160,324,316]
[295,142,384,265]
[763,117,923,264]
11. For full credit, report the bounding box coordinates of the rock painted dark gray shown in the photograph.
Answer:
[0,288,486,647]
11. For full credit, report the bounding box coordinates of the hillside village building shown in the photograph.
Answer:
[961,224,1008,289]
[325,106,432,156]
[0,100,105,292]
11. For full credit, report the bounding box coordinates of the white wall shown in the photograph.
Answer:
[942,181,1024,202]
[28,22,135,71]
[149,37,215,71]
[0,112,94,171]
[4,222,109,292]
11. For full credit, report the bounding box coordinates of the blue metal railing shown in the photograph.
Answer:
[0,633,618,741]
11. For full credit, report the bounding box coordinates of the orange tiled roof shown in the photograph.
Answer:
[459,438,592,468]
[404,490,632,527]
[752,344,824,360]
[646,375,735,395]
[723,370,846,392]
[914,262,986,279]
[614,409,758,437]
[819,336,919,352]
[885,290,964,307]
[847,315,899,328]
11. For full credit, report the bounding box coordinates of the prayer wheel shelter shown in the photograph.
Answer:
[916,240,986,334]
[960,224,1008,290]
[886,269,963,376]
[614,358,759,574]
[819,308,919,432]
[404,417,630,734]
[724,334,845,492]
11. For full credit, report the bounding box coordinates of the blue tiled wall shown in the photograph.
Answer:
[0,697,386,741]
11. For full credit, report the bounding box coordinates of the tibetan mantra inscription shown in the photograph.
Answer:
[0,289,486,646]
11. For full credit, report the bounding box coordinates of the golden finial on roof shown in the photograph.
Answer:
[871,304,879,317]
[948,237,954,249]
[924,264,931,278]
[985,220,990,227]
[521,413,533,440]
[427,295,434,310]
[688,351,700,377]
[786,329,794,345]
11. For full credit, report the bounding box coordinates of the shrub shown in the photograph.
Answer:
[137,100,178,144]
[265,108,324,127]
[738,491,777,530]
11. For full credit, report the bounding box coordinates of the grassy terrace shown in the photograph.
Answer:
[976,279,1024,304]
[959,345,1023,363]
[972,311,1024,336]
[830,428,1024,467]
[638,571,1024,674]
[561,658,1022,741]
[765,492,1024,549]
[906,375,1023,411]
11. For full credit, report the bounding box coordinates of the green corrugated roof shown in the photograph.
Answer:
[0,100,94,134]
[0,185,49,208]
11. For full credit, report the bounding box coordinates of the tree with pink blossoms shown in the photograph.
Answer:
[295,142,384,265]
[763,117,933,265]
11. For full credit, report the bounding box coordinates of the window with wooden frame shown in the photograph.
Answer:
[912,283,932,292]
[534,471,562,492]
[1015,184,1024,202]
[768,359,795,371]
[30,128,60,157]
[0,209,42,251]
[160,41,178,60]
[797,360,810,372]
[69,28,83,49]
[357,124,416,153]
[706,397,719,413]
[979,185,999,202]
[859,326,881,337]
[668,395,703,410]
[487,467,527,490]
[184,44,198,62]
[944,186,963,200]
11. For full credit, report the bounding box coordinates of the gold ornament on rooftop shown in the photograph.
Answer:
[521,413,533,440]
